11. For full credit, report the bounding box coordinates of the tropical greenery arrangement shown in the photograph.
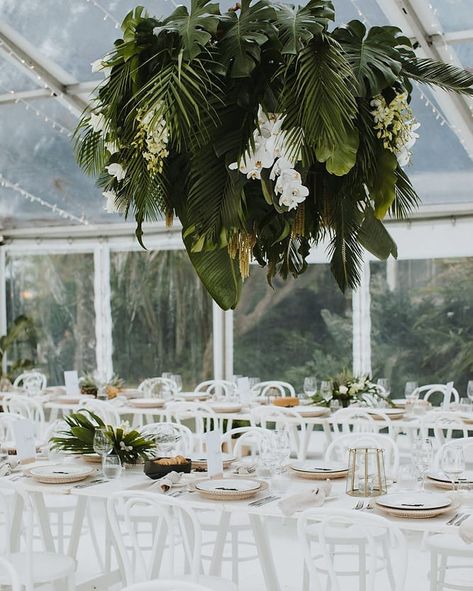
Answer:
[79,372,124,398]
[74,0,473,309]
[0,315,36,386]
[311,372,392,407]
[50,410,156,464]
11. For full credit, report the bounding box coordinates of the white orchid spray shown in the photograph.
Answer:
[370,92,420,167]
[229,107,309,211]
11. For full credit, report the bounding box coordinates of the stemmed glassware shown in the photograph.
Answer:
[303,377,317,400]
[273,429,291,474]
[320,380,333,403]
[414,437,433,490]
[467,380,473,403]
[171,374,183,393]
[93,428,113,476]
[441,445,465,492]
[377,378,391,397]
[103,455,122,480]
[404,381,419,401]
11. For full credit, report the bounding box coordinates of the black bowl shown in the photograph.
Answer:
[144,457,192,480]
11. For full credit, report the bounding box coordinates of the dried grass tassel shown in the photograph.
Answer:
[291,203,305,238]
[165,209,174,228]
[228,233,239,259]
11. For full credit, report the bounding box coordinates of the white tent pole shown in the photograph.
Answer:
[94,242,113,380]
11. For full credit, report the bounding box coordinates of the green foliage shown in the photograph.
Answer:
[50,410,156,464]
[74,1,473,310]
[0,315,36,381]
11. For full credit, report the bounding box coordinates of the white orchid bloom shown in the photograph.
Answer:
[269,157,293,181]
[106,163,126,181]
[91,59,104,73]
[339,385,348,394]
[102,190,126,214]
[396,147,410,167]
[229,142,274,179]
[105,141,119,155]
[89,112,107,134]
[279,181,309,210]
[275,168,302,194]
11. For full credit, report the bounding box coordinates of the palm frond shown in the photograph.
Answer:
[390,167,420,219]
[402,57,473,95]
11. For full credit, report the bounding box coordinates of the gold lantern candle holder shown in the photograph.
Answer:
[346,447,387,497]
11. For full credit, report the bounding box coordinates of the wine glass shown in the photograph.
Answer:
[93,428,113,475]
[441,445,465,492]
[320,380,333,403]
[273,429,291,474]
[377,378,391,397]
[414,438,433,490]
[103,455,122,480]
[171,374,183,393]
[467,380,473,403]
[303,377,317,399]
[404,381,418,400]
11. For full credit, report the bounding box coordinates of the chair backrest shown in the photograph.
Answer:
[250,406,306,459]
[2,395,45,437]
[165,402,221,452]
[0,556,21,591]
[298,509,407,591]
[122,580,214,591]
[107,491,202,586]
[141,422,194,455]
[421,412,469,447]
[13,371,47,396]
[221,426,270,459]
[414,384,459,407]
[330,408,386,435]
[194,380,234,399]
[0,480,36,591]
[325,433,400,479]
[251,381,295,398]
[138,378,177,399]
[78,398,121,426]
[0,412,24,446]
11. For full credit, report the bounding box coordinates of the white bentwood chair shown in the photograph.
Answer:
[414,384,460,407]
[251,380,295,399]
[0,556,21,591]
[78,398,121,426]
[138,378,177,399]
[107,491,237,591]
[1,394,46,438]
[194,380,234,400]
[141,422,194,455]
[324,433,400,480]
[122,580,215,591]
[166,402,222,451]
[330,407,393,436]
[0,481,76,591]
[13,371,47,396]
[421,412,469,447]
[298,509,407,591]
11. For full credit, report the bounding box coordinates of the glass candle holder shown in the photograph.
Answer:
[346,447,387,497]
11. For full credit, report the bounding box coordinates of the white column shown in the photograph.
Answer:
[0,246,7,374]
[352,261,372,376]
[94,242,113,380]
[212,302,224,380]
[224,310,233,380]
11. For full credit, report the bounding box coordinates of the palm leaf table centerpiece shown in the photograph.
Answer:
[74,0,473,309]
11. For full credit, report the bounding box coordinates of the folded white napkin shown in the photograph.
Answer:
[459,515,473,544]
[278,481,332,516]
[233,462,256,475]
[151,471,183,493]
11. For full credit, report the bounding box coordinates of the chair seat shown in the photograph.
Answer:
[2,552,75,583]
[426,533,473,556]
[180,575,238,591]
[306,522,388,544]
[198,509,251,532]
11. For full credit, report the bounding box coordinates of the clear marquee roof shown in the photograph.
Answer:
[0,0,472,230]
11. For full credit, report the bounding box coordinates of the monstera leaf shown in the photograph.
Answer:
[334,20,411,96]
[159,0,220,60]
[184,233,242,310]
[274,0,335,55]
[218,0,276,78]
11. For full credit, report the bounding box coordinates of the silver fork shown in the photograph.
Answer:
[446,512,461,526]
[353,500,364,510]
[364,502,374,511]
[168,490,185,498]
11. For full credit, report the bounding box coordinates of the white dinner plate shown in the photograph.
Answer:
[177,392,211,401]
[427,470,473,484]
[195,478,260,493]
[366,408,404,416]
[189,452,235,464]
[129,398,165,408]
[289,461,347,474]
[291,405,330,417]
[208,402,242,413]
[376,492,451,511]
[29,464,94,484]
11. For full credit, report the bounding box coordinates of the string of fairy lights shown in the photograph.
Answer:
[349,0,473,162]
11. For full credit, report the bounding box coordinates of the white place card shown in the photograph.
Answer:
[444,381,454,408]
[205,430,223,478]
[237,377,251,406]
[64,370,80,397]
[12,419,36,463]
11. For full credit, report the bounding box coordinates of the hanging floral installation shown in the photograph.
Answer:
[74,0,473,309]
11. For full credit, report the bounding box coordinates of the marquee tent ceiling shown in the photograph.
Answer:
[0,0,472,231]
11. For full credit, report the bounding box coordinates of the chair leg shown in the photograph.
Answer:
[430,549,438,591]
[439,553,447,589]
[382,537,396,590]
[231,530,239,585]
[359,544,367,591]
[66,573,76,591]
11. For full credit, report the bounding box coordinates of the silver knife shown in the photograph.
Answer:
[455,514,471,526]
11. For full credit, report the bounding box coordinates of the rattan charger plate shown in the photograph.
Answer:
[28,464,95,484]
[189,478,268,500]
[375,502,454,519]
[289,467,348,480]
